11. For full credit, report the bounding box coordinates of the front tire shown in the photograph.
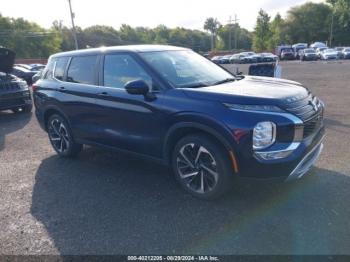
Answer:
[172,134,235,200]
[47,114,82,157]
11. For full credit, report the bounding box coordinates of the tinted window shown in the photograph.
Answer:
[140,50,233,88]
[103,54,152,89]
[54,57,69,80]
[67,56,97,85]
[43,59,56,80]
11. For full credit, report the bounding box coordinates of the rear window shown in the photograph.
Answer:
[67,56,97,85]
[54,57,69,81]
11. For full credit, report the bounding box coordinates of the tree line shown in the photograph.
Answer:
[252,0,350,51]
[0,0,349,58]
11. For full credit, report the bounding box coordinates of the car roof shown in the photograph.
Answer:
[51,45,188,58]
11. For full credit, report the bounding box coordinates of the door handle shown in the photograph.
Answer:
[98,92,110,96]
[58,86,65,92]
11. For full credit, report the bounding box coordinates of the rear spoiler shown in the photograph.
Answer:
[0,48,16,74]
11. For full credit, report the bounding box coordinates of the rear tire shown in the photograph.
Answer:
[47,114,82,157]
[172,134,235,200]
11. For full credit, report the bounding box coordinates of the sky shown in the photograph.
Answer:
[1,0,324,31]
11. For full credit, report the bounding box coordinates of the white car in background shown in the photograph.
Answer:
[341,47,350,59]
[316,47,328,59]
[320,49,338,60]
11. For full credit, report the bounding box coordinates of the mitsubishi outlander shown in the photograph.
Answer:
[33,45,325,199]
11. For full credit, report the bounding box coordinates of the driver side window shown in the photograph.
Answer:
[103,54,154,90]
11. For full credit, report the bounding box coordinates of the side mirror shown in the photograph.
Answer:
[125,79,149,96]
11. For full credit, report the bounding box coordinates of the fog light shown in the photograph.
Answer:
[255,150,294,160]
[253,121,276,150]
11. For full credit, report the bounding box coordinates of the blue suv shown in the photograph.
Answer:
[33,45,325,199]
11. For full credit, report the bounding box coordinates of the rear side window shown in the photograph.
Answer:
[54,57,69,81]
[103,54,152,89]
[67,56,97,85]
[43,58,56,80]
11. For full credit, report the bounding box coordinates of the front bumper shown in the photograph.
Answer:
[305,55,317,60]
[0,90,32,110]
[285,137,324,181]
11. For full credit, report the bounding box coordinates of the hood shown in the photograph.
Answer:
[0,48,16,74]
[183,76,309,106]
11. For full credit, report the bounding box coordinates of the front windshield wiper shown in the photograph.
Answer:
[179,82,210,89]
[212,78,236,86]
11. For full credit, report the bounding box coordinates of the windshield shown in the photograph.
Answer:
[140,50,234,88]
[304,49,315,53]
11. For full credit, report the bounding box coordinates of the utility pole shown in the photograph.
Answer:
[227,16,233,50]
[68,0,78,50]
[234,14,239,50]
[329,10,334,47]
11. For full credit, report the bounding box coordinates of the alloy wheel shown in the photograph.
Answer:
[48,118,70,153]
[176,143,219,194]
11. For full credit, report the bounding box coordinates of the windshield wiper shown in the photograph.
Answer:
[212,78,236,86]
[179,82,209,89]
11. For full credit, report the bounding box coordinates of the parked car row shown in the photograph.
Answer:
[0,48,33,113]
[15,63,46,72]
[10,63,46,85]
[277,43,350,61]
[211,52,278,64]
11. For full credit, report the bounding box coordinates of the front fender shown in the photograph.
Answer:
[163,112,239,164]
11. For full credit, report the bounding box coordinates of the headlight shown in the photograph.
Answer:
[253,121,276,150]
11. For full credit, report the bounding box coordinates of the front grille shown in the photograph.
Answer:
[284,94,324,138]
[284,95,321,121]
[303,111,323,138]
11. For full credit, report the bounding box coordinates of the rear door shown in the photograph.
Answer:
[57,55,101,142]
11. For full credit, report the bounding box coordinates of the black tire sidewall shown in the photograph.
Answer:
[171,134,235,200]
[47,114,81,157]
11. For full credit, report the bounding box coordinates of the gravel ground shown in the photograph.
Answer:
[0,60,350,255]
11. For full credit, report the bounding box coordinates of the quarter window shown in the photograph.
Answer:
[67,56,97,85]
[54,57,69,81]
[103,54,152,89]
[43,58,56,80]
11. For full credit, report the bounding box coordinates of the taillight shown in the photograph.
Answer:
[31,84,38,92]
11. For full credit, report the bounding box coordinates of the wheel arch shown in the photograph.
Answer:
[163,121,237,167]
[43,105,70,131]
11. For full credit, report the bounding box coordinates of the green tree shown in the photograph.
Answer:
[267,13,288,50]
[0,14,61,58]
[81,25,122,47]
[326,0,350,45]
[252,9,271,52]
[283,3,332,44]
[217,24,252,51]
[119,24,143,44]
[204,17,221,50]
